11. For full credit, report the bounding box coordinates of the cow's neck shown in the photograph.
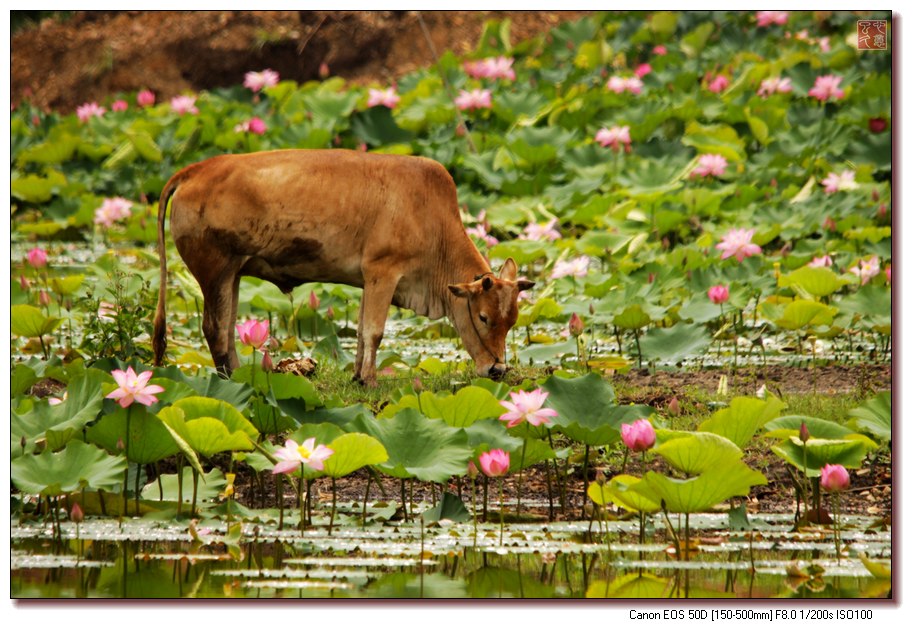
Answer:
[441,238,492,321]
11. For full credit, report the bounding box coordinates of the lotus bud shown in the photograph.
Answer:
[70,502,84,524]
[568,313,584,337]
[261,350,273,373]
[820,464,850,492]
[823,216,836,231]
[309,291,320,311]
[800,422,810,443]
[326,306,335,320]
[19,275,30,291]
[877,203,887,220]
[621,419,655,453]
[412,377,423,393]
[467,460,479,479]
[39,290,51,306]
[319,62,330,79]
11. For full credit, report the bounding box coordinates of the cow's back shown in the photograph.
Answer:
[167,149,463,289]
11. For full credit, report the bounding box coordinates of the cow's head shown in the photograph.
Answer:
[448,258,535,379]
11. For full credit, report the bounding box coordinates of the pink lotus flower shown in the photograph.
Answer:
[820,464,850,493]
[757,76,793,97]
[849,256,880,284]
[367,87,400,108]
[707,74,730,93]
[707,284,729,304]
[715,228,762,263]
[236,319,270,349]
[756,11,788,27]
[170,95,199,115]
[652,45,668,55]
[244,69,280,93]
[621,419,655,452]
[634,63,652,78]
[520,218,561,242]
[26,247,47,268]
[550,255,590,279]
[808,75,845,102]
[76,102,105,123]
[48,392,68,406]
[817,37,831,53]
[137,89,156,107]
[110,99,129,112]
[272,438,334,474]
[106,367,165,408]
[94,197,133,227]
[809,255,833,268]
[235,117,267,135]
[499,388,558,428]
[691,153,728,178]
[454,89,492,111]
[820,170,857,194]
[466,223,498,247]
[464,56,517,81]
[478,449,510,478]
[595,126,631,152]
[606,75,643,95]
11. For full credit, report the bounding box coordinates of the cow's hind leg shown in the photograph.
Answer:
[352,295,366,381]
[355,270,400,386]
[200,264,244,378]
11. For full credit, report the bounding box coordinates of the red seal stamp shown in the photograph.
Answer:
[857,20,888,50]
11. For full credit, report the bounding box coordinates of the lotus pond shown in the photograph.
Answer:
[10,10,892,600]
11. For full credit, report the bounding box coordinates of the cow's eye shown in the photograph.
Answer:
[478,314,488,325]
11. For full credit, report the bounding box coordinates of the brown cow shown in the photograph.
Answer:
[152,149,534,384]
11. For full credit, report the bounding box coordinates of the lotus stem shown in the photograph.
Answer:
[498,478,505,546]
[327,477,337,535]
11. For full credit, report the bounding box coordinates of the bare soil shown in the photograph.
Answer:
[12,10,589,112]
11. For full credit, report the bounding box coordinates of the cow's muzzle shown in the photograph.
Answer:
[488,362,507,380]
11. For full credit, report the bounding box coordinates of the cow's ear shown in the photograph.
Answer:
[518,279,536,292]
[481,276,493,291]
[448,283,472,298]
[498,258,519,281]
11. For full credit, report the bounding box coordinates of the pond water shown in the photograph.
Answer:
[11,511,891,599]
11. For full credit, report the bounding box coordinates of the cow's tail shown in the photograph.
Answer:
[152,174,183,367]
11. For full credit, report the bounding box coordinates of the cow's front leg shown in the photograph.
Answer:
[352,295,366,382]
[355,271,399,387]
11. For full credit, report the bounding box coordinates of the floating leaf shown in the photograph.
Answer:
[778,266,849,299]
[639,324,712,364]
[11,440,126,497]
[422,491,472,524]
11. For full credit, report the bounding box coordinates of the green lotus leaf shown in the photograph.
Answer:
[773,300,837,330]
[846,391,891,442]
[639,323,712,364]
[681,121,747,163]
[771,437,876,476]
[11,304,63,338]
[698,396,786,448]
[140,467,225,503]
[353,408,470,483]
[613,304,652,330]
[651,431,744,476]
[11,369,107,454]
[11,440,126,497]
[419,386,505,428]
[509,438,555,472]
[422,491,472,524]
[247,395,297,435]
[86,406,180,465]
[11,364,37,397]
[17,134,80,165]
[48,275,85,297]
[764,415,866,441]
[589,475,661,514]
[155,367,252,412]
[631,464,768,514]
[545,373,654,446]
[289,422,346,447]
[463,418,523,457]
[323,432,389,479]
[156,397,256,457]
[778,266,849,299]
